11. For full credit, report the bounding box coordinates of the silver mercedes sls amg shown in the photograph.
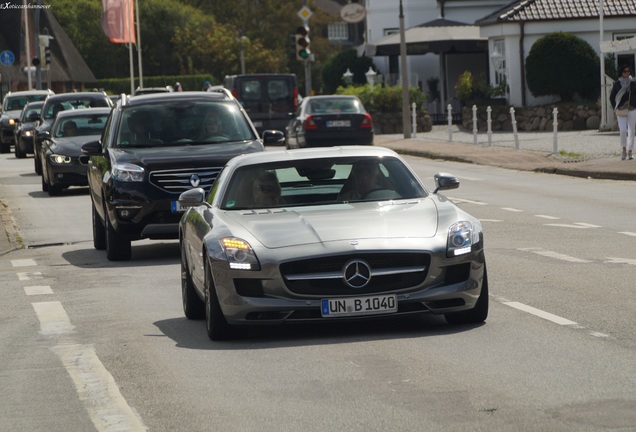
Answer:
[178,146,488,340]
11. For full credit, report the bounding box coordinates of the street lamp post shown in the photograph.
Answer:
[342,68,353,87]
[399,0,411,138]
[365,67,377,94]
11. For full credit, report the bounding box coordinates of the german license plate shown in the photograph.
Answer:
[326,120,351,127]
[171,200,186,213]
[321,294,397,317]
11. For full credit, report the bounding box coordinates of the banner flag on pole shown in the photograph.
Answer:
[101,0,136,44]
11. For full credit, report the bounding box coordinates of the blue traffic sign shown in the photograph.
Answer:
[0,50,15,66]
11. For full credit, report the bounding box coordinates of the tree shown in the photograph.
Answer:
[321,50,374,94]
[526,32,600,101]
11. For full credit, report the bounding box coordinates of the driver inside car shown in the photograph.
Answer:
[196,111,222,141]
[337,161,386,201]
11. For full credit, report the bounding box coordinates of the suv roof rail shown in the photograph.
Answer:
[207,86,234,99]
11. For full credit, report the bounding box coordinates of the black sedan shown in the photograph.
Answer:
[285,95,374,149]
[39,108,111,196]
[14,101,44,158]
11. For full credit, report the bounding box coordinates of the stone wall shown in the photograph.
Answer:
[461,103,601,132]
[371,110,433,134]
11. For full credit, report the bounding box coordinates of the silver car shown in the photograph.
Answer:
[178,146,488,340]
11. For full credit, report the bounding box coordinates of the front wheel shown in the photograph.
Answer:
[182,240,205,319]
[105,215,131,261]
[92,204,106,250]
[15,142,26,159]
[445,264,489,325]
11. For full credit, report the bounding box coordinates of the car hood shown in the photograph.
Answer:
[225,200,441,248]
[110,141,264,170]
[51,136,100,156]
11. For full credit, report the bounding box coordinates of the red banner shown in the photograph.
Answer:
[101,0,136,44]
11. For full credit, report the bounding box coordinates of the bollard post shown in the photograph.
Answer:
[487,106,493,147]
[552,107,558,154]
[472,105,478,145]
[510,107,519,150]
[411,102,417,138]
[447,104,453,142]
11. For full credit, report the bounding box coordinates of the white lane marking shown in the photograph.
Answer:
[544,222,601,229]
[518,247,590,263]
[11,259,37,267]
[501,207,523,212]
[605,257,636,266]
[589,331,610,338]
[479,219,503,222]
[24,285,53,295]
[17,271,43,281]
[51,344,147,432]
[535,215,560,220]
[448,197,487,205]
[503,301,578,326]
[32,301,75,335]
[619,231,636,237]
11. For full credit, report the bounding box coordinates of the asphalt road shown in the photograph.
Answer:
[0,150,635,432]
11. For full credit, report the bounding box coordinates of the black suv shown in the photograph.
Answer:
[81,90,282,261]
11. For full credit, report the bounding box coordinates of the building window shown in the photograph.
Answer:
[491,39,507,86]
[384,28,398,36]
[328,22,349,41]
[615,34,636,74]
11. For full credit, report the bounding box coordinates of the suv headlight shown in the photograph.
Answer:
[220,237,260,270]
[8,118,16,126]
[112,163,144,182]
[447,220,482,257]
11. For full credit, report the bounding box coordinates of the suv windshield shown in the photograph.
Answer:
[3,94,49,112]
[116,101,255,148]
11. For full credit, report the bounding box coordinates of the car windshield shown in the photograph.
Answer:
[52,113,109,138]
[116,101,255,148]
[220,156,428,210]
[308,98,364,114]
[3,94,48,112]
[20,105,43,122]
[42,97,110,120]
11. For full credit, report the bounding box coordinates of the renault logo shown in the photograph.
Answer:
[343,259,371,288]
[190,174,201,187]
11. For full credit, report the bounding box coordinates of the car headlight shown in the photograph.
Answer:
[112,163,144,182]
[50,154,72,164]
[220,237,260,270]
[24,130,32,137]
[8,118,16,126]
[447,220,482,257]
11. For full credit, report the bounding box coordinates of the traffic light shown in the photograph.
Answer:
[295,26,310,61]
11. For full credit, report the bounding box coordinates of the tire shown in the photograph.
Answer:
[34,152,42,175]
[41,172,49,192]
[48,184,62,196]
[181,240,205,319]
[0,140,10,154]
[445,263,489,325]
[205,259,247,341]
[15,141,26,159]
[105,215,131,261]
[92,204,106,250]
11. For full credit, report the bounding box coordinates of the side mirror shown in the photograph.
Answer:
[262,130,285,145]
[178,187,206,208]
[81,140,103,156]
[433,172,460,194]
[37,131,50,140]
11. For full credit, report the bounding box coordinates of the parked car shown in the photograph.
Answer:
[133,86,174,96]
[13,101,45,158]
[285,95,374,149]
[0,89,54,153]
[38,108,111,196]
[224,74,298,138]
[81,91,283,261]
[177,146,488,340]
[34,92,112,175]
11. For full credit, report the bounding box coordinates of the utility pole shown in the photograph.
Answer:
[399,0,411,138]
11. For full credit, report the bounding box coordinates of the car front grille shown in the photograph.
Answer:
[149,166,222,194]
[280,252,430,296]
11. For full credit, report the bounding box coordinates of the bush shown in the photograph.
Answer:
[321,50,375,94]
[335,84,426,113]
[526,32,599,101]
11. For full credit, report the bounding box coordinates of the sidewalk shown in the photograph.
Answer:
[375,125,636,182]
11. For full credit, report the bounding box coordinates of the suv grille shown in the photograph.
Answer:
[280,252,430,296]
[149,167,222,194]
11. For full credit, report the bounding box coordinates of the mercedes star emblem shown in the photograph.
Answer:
[343,259,372,288]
